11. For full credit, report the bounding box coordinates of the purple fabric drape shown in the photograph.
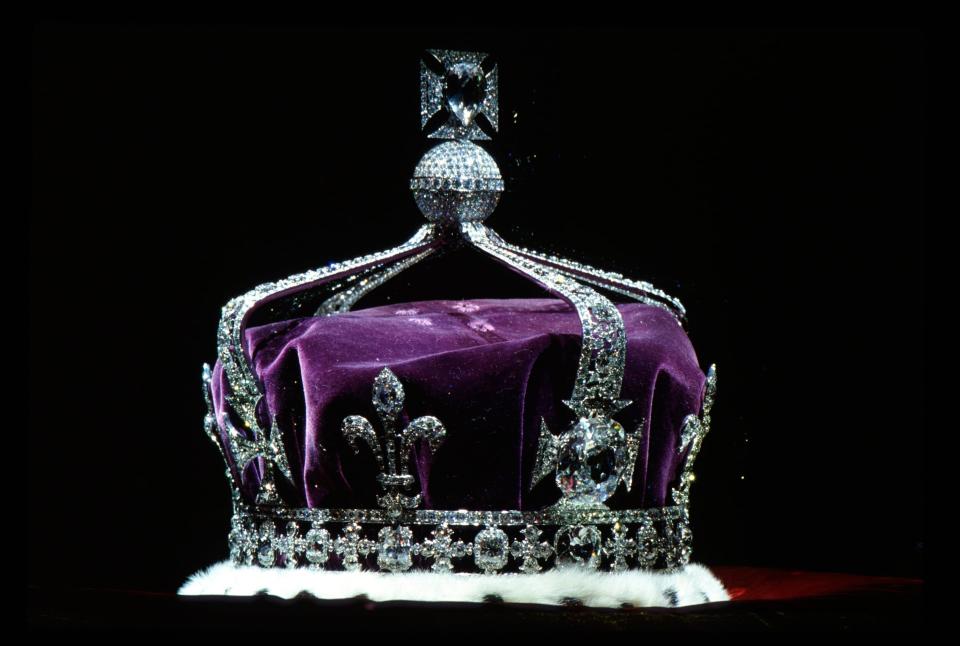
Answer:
[212,298,707,511]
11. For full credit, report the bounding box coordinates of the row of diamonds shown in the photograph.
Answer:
[409,177,505,191]
[230,512,692,574]
[499,241,687,322]
[237,503,686,527]
[313,249,436,316]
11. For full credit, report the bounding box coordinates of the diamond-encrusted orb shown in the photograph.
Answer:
[554,524,602,569]
[556,417,628,505]
[444,62,487,126]
[411,140,504,222]
[473,525,509,573]
[377,525,414,572]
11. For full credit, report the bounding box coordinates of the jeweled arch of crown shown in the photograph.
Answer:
[203,49,717,574]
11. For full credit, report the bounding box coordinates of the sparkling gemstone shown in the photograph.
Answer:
[257,544,276,567]
[444,62,486,126]
[636,518,660,568]
[304,527,331,566]
[554,525,602,569]
[372,368,404,418]
[376,526,414,572]
[555,417,628,505]
[473,526,509,573]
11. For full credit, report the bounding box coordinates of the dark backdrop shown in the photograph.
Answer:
[30,26,925,593]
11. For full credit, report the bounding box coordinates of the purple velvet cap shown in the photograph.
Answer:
[211,298,707,512]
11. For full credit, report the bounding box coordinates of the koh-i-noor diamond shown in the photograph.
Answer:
[556,417,629,505]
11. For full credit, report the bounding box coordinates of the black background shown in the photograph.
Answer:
[31,24,926,594]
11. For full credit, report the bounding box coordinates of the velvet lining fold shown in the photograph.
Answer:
[212,298,707,511]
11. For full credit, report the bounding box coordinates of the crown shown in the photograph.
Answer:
[183,50,726,607]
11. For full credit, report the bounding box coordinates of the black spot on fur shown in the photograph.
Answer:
[663,587,680,607]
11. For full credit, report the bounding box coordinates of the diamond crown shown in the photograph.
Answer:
[203,50,716,575]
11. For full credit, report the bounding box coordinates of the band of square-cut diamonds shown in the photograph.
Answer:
[229,503,692,574]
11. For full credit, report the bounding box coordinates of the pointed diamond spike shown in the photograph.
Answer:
[482,65,499,131]
[621,419,644,492]
[268,420,293,482]
[703,364,717,416]
[678,415,701,454]
[530,418,559,490]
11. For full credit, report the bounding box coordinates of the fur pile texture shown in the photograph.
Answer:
[179,561,728,608]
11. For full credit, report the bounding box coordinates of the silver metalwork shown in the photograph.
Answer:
[421,49,498,140]
[473,525,510,573]
[554,524,603,569]
[334,521,375,571]
[510,524,554,573]
[341,367,447,520]
[420,522,472,572]
[636,515,660,569]
[671,364,717,508]
[602,521,637,572]
[376,525,415,572]
[303,524,332,569]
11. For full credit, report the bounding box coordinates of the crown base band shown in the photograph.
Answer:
[228,504,693,575]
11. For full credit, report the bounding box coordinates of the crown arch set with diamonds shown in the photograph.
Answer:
[203,50,717,576]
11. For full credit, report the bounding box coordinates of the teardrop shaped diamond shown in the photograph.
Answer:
[444,62,487,126]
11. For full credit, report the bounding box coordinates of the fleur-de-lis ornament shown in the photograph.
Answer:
[341,368,447,520]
